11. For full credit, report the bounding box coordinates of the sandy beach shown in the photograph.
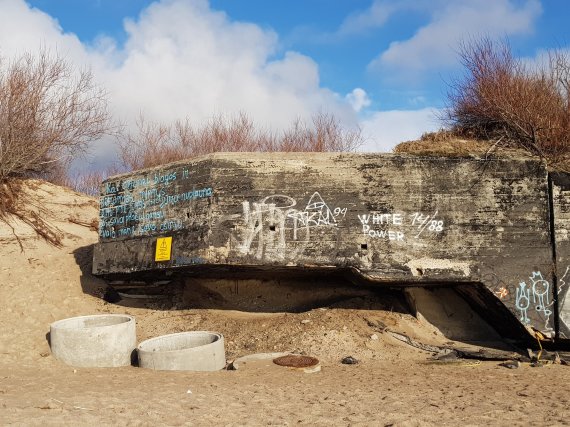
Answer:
[1,180,569,426]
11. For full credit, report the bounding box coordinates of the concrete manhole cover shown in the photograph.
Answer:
[273,355,319,368]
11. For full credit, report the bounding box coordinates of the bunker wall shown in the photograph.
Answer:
[93,153,560,338]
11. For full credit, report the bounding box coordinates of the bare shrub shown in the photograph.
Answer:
[119,115,183,171]
[0,50,110,244]
[445,37,570,166]
[179,112,273,157]
[44,161,125,196]
[0,50,110,180]
[119,112,362,171]
[280,114,363,152]
[67,167,124,196]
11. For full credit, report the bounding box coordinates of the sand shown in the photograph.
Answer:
[1,180,569,426]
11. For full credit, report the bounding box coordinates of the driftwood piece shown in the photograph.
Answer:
[386,329,525,361]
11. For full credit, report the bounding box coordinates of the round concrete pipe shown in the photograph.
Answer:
[137,331,226,371]
[50,314,136,368]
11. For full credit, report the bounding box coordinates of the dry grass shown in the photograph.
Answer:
[394,130,532,159]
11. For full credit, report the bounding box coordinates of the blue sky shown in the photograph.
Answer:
[1,0,569,167]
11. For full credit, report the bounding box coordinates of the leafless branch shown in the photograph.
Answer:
[117,112,363,171]
[445,37,570,167]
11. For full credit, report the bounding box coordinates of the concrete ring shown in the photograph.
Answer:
[137,331,226,371]
[50,314,136,368]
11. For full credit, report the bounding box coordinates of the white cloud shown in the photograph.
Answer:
[0,0,360,168]
[338,0,401,36]
[0,0,87,60]
[358,108,441,152]
[369,0,542,80]
[409,96,427,107]
[520,47,570,73]
[104,0,359,130]
[346,88,371,112]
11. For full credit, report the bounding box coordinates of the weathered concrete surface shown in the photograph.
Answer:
[93,153,562,340]
[137,331,226,371]
[50,314,136,367]
[550,173,570,339]
[404,287,502,342]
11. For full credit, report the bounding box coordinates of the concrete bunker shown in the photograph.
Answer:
[92,153,570,346]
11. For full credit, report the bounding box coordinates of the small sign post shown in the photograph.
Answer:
[155,237,172,261]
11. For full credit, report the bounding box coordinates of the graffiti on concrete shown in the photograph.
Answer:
[235,192,345,260]
[513,271,553,331]
[236,193,448,259]
[93,154,570,340]
[410,211,444,238]
[495,286,509,299]
[529,272,552,318]
[515,281,531,324]
[98,165,212,240]
[298,192,343,227]
[557,266,570,337]
[357,211,444,241]
[486,270,556,332]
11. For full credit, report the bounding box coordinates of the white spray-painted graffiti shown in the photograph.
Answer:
[358,213,404,241]
[357,210,444,240]
[236,194,447,259]
[410,211,444,238]
[286,192,347,229]
[514,271,553,331]
[559,267,570,338]
[236,192,345,260]
[486,269,566,333]
[515,281,531,324]
[530,272,552,318]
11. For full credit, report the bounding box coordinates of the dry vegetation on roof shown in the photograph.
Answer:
[439,38,570,168]
[397,38,570,170]
[394,130,533,160]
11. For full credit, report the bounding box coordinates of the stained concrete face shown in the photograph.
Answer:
[93,153,563,339]
[405,287,502,342]
[550,173,570,339]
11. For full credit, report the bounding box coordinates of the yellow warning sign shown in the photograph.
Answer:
[155,237,172,261]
